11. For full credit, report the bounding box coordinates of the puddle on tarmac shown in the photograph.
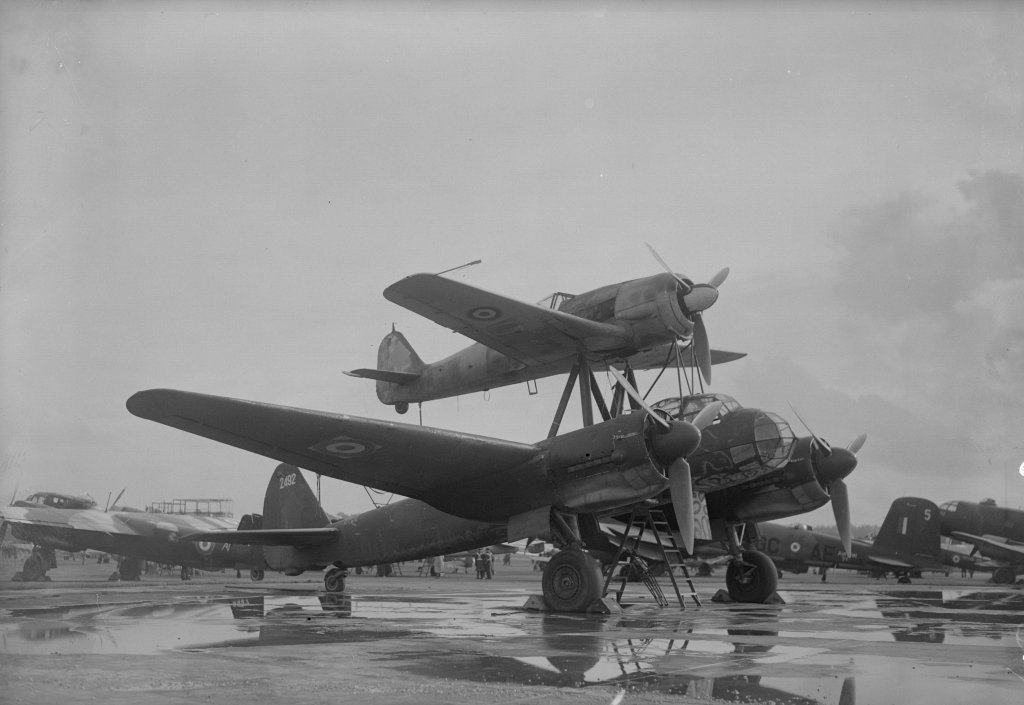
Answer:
[2,587,1022,704]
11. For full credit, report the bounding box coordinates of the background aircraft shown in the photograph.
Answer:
[939,498,1024,584]
[749,497,944,583]
[128,386,715,611]
[347,248,740,413]
[0,491,264,582]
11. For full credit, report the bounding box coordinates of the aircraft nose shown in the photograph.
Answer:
[650,419,702,465]
[816,447,857,485]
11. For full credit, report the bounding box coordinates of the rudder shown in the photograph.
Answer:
[377,329,426,375]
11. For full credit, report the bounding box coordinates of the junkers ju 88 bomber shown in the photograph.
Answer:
[0,491,265,582]
[127,380,720,611]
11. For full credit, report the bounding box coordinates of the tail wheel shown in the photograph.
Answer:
[250,568,265,581]
[324,567,346,593]
[541,549,603,612]
[725,550,778,603]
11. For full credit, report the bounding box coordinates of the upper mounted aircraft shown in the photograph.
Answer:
[347,245,743,413]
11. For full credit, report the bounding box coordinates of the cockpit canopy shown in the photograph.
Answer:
[652,393,742,423]
[20,492,97,510]
[652,393,796,474]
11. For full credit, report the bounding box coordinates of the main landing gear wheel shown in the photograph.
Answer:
[324,567,346,593]
[541,549,603,612]
[725,550,778,603]
[250,568,265,582]
[992,566,1016,585]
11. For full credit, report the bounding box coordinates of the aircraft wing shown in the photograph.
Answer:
[950,531,1024,561]
[182,527,340,547]
[127,389,540,503]
[1,505,133,536]
[384,273,629,365]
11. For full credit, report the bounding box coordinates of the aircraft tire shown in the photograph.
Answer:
[725,550,778,603]
[324,568,346,593]
[395,402,409,415]
[541,549,603,612]
[250,568,265,582]
[992,566,1015,585]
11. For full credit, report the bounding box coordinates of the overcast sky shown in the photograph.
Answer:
[2,1,1023,529]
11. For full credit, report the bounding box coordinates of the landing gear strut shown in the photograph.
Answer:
[724,525,778,603]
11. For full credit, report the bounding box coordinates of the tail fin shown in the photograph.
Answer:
[872,497,942,561]
[344,329,426,404]
[263,464,330,530]
[377,329,426,376]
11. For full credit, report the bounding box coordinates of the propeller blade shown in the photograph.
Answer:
[787,402,832,456]
[693,314,712,384]
[608,367,670,430]
[847,433,867,455]
[645,242,691,293]
[707,267,730,289]
[831,478,852,556]
[690,400,724,431]
[107,488,126,512]
[668,457,694,554]
[839,677,856,705]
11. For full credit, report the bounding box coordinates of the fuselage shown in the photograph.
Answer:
[939,499,1024,543]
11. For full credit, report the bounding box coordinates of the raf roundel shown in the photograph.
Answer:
[468,306,501,321]
[789,542,801,553]
[196,541,215,555]
[310,435,381,459]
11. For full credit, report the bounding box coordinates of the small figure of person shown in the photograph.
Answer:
[483,548,493,579]
[474,551,485,579]
[503,551,512,566]
[432,555,444,578]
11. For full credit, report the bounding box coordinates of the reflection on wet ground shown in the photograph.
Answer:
[2,582,1022,704]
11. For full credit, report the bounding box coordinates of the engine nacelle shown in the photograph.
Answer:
[612,273,694,350]
[707,438,830,524]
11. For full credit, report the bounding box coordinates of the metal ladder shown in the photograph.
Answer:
[603,507,701,608]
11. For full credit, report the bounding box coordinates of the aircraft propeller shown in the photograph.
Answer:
[788,403,866,556]
[609,368,722,554]
[644,242,728,384]
[106,488,126,513]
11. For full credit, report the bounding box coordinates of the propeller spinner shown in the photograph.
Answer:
[645,242,728,384]
[788,402,865,555]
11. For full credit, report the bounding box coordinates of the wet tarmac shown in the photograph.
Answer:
[1,562,1022,704]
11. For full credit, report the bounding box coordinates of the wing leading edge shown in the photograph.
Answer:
[126,389,540,503]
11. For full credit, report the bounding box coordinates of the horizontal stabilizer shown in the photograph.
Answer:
[345,368,421,385]
[182,527,339,547]
[863,554,914,568]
